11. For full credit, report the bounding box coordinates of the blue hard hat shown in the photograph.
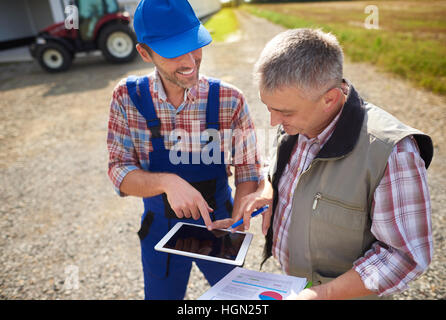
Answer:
[133,0,212,59]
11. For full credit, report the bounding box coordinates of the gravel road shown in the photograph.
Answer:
[0,10,445,300]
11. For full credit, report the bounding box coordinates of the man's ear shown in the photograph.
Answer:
[136,44,153,63]
[322,87,342,113]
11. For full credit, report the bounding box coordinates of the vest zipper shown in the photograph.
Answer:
[288,154,347,281]
[312,192,365,212]
[312,193,322,210]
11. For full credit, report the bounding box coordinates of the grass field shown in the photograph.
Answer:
[242,0,446,95]
[204,8,239,42]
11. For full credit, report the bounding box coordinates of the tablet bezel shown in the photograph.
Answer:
[154,222,253,266]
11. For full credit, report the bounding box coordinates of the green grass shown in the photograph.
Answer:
[204,8,239,42]
[242,1,446,95]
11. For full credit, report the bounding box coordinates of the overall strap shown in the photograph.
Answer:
[126,76,140,107]
[206,78,221,130]
[126,76,165,151]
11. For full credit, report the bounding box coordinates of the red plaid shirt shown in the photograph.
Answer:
[107,70,262,196]
[273,105,432,296]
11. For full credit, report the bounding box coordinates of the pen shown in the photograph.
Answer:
[230,205,270,229]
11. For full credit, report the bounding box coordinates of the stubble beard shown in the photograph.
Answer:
[158,60,201,90]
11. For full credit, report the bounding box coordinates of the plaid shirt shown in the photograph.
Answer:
[273,105,432,297]
[107,70,262,196]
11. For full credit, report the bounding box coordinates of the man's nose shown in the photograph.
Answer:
[179,52,196,68]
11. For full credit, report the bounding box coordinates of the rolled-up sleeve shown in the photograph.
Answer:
[353,136,433,296]
[107,85,141,196]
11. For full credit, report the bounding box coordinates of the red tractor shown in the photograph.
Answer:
[29,0,137,72]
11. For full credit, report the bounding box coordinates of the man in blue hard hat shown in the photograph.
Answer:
[106,0,262,299]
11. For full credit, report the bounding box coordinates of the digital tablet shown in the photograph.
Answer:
[154,222,253,266]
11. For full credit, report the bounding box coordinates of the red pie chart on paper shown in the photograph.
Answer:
[258,291,283,300]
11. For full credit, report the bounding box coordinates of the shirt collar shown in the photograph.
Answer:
[153,69,199,104]
[318,105,343,146]
[299,99,345,148]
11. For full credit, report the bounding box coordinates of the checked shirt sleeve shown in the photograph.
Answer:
[353,136,433,296]
[230,92,263,186]
[107,83,141,197]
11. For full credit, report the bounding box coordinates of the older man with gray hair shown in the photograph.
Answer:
[234,28,434,299]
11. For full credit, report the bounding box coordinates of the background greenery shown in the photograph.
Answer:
[204,8,239,42]
[241,0,446,95]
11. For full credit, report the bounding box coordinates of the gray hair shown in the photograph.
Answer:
[254,28,344,98]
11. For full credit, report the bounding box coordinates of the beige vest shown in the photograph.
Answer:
[263,83,433,299]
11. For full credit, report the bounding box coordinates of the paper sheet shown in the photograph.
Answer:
[198,267,307,300]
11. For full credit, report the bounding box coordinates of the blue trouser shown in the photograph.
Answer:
[140,211,235,299]
[127,75,235,300]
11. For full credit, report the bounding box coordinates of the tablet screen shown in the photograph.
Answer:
[163,224,246,261]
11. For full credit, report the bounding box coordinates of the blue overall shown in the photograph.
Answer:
[126,76,235,300]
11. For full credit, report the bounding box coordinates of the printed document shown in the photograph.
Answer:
[198,267,307,300]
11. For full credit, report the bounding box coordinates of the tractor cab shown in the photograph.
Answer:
[77,0,119,41]
[30,0,137,72]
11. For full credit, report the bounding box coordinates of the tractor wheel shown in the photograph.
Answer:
[36,41,73,73]
[98,23,137,63]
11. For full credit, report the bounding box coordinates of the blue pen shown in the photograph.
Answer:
[230,205,270,229]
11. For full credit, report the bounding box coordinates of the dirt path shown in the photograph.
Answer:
[0,10,444,300]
